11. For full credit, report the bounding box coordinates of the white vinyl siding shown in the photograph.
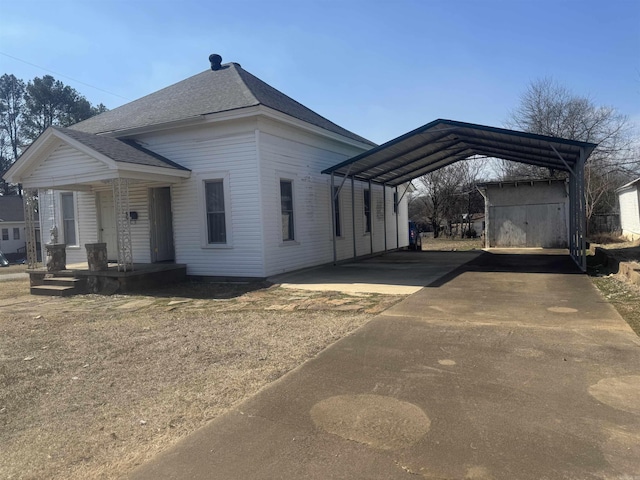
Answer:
[30,118,410,278]
[69,185,152,265]
[619,187,640,240]
[28,144,112,186]
[259,130,408,276]
[138,124,262,277]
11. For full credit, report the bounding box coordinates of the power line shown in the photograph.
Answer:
[0,51,131,102]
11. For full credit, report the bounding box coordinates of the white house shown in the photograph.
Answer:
[477,179,569,248]
[3,55,410,281]
[617,178,640,241]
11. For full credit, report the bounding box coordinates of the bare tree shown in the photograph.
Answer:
[0,73,108,195]
[0,74,25,194]
[411,158,486,237]
[503,78,638,221]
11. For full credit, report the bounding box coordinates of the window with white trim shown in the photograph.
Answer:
[1,228,8,241]
[363,189,371,233]
[13,228,20,240]
[333,186,342,237]
[61,192,77,246]
[280,180,294,241]
[205,180,227,244]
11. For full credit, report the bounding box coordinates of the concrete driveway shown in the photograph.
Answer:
[269,250,483,294]
[131,250,640,480]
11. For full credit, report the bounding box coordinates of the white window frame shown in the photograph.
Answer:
[60,192,79,248]
[13,227,20,240]
[333,186,343,238]
[1,228,7,241]
[363,188,371,234]
[197,172,232,249]
[280,178,296,243]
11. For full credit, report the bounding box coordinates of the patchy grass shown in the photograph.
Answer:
[0,277,30,298]
[592,275,640,337]
[0,279,404,480]
[420,236,483,252]
[588,232,626,245]
[0,264,28,275]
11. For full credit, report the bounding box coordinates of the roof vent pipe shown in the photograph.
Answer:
[209,54,222,71]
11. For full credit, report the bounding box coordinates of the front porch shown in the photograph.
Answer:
[29,262,187,296]
[3,126,192,295]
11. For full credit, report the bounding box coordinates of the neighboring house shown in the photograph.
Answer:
[0,196,41,261]
[617,178,640,241]
[446,213,485,237]
[3,55,410,278]
[0,196,24,258]
[477,179,568,248]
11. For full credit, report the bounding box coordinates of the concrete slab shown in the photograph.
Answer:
[131,250,640,480]
[270,250,483,295]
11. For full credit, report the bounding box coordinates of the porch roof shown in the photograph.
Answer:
[3,127,191,190]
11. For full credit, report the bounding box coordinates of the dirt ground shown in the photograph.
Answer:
[592,275,640,336]
[0,278,404,480]
[419,235,483,251]
[589,235,640,337]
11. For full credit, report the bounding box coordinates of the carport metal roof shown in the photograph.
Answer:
[322,119,597,187]
[323,119,597,272]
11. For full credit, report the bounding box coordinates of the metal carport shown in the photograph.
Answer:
[322,119,597,271]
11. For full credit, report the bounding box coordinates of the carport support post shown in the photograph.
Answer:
[568,173,575,260]
[351,176,356,259]
[383,185,387,251]
[331,173,337,264]
[395,186,399,249]
[369,180,373,255]
[579,147,587,271]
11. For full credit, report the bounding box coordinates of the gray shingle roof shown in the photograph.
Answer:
[70,63,375,146]
[0,195,24,222]
[53,127,189,171]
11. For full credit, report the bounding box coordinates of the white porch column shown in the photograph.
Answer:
[23,188,39,269]
[111,178,133,272]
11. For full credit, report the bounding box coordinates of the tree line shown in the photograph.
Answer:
[410,78,638,236]
[0,73,107,195]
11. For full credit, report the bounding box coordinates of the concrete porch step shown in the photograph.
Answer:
[42,277,85,287]
[30,284,78,297]
[30,273,88,296]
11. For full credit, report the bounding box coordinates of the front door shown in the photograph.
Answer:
[149,187,175,262]
[98,191,118,261]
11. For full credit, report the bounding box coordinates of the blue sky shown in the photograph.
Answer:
[1,0,639,145]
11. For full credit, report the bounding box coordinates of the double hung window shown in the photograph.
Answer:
[61,192,77,246]
[363,189,371,233]
[280,180,294,241]
[205,180,227,244]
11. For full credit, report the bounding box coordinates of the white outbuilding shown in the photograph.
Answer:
[617,178,640,241]
[477,179,569,249]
